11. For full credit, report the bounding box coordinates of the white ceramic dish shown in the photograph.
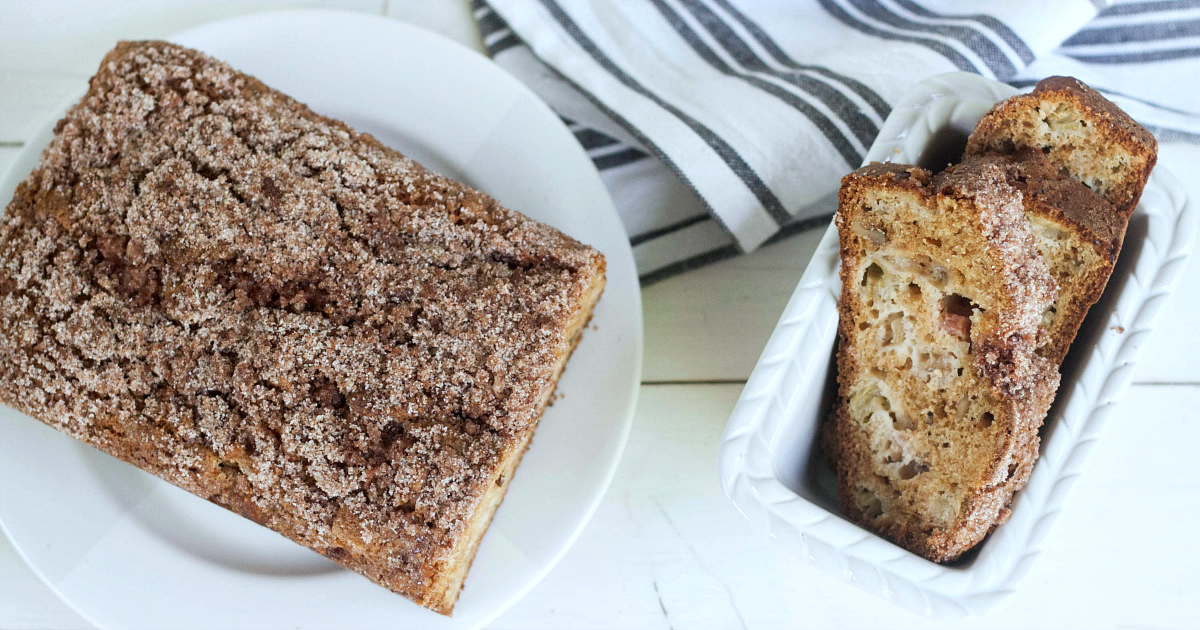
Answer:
[718,72,1196,616]
[0,10,642,630]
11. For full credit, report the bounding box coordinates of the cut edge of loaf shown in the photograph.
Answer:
[957,150,1129,365]
[966,76,1157,216]
[424,266,604,614]
[832,161,1060,563]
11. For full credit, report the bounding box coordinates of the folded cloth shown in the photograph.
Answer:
[474,0,1200,283]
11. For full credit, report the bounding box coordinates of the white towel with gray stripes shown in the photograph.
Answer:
[473,0,1200,283]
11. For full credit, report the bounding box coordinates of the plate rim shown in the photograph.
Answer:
[0,9,643,630]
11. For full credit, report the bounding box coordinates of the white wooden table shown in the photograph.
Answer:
[2,2,1199,628]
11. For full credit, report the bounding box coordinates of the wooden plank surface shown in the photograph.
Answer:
[1,1,1199,629]
[642,226,825,383]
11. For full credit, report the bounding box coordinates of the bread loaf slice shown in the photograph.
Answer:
[832,161,1060,562]
[966,76,1157,217]
[958,150,1129,364]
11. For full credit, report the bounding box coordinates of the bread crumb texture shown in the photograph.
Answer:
[833,162,1059,562]
[966,76,1157,216]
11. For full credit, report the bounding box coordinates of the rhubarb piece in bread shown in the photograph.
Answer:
[966,76,1157,216]
[832,161,1060,562]
[963,150,1129,364]
[0,41,606,615]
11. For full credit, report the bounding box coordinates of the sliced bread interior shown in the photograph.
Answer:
[833,161,1060,562]
[966,76,1157,216]
[960,150,1129,364]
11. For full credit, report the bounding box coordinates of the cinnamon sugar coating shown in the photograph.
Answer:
[0,41,604,613]
[956,150,1129,364]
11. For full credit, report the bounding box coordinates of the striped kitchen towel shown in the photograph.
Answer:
[474,0,1200,284]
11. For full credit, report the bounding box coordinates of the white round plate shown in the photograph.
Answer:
[0,10,642,630]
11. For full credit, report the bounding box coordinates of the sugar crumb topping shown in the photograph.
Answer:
[0,41,604,598]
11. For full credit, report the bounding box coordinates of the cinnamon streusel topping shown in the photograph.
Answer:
[0,41,605,609]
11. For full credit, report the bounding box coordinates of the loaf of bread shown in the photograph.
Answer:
[0,41,605,614]
[832,161,1060,562]
[966,76,1157,216]
[957,150,1129,364]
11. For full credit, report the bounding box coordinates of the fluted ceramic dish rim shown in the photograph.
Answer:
[717,72,1196,617]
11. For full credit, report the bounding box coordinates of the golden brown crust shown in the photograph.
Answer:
[966,76,1157,217]
[1034,76,1158,155]
[832,161,1059,563]
[959,150,1129,364]
[0,41,605,614]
